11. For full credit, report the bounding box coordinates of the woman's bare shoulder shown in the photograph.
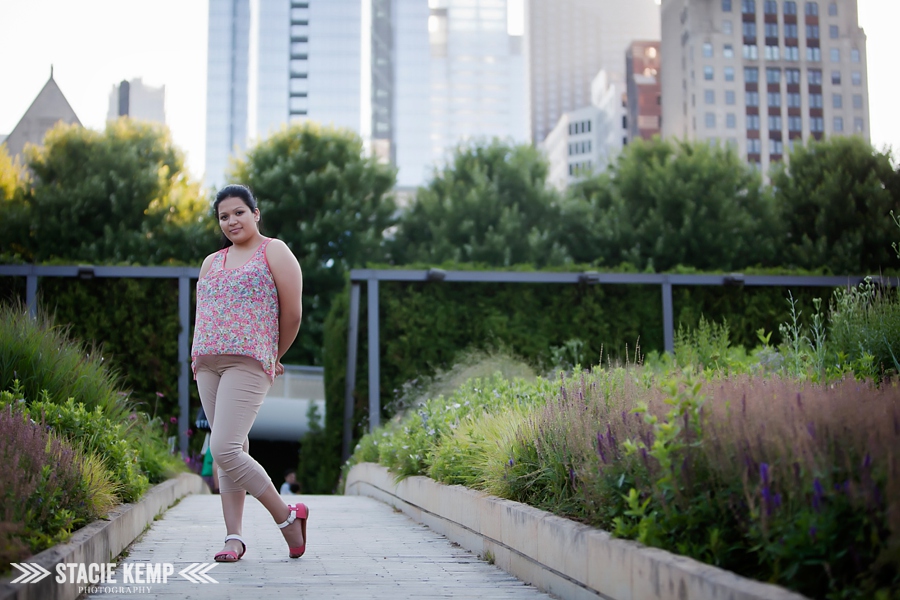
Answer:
[198,251,220,279]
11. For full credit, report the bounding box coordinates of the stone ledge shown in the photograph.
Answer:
[345,463,808,600]
[0,472,206,600]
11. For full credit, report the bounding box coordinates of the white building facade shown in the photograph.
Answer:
[107,78,166,124]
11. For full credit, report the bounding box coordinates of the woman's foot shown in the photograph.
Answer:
[276,504,308,558]
[213,534,246,562]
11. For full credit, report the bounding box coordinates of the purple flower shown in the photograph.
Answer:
[809,527,817,541]
[508,458,514,467]
[796,393,803,410]
[812,478,824,513]
[807,422,816,438]
[156,392,165,398]
[760,462,770,486]
[862,453,871,470]
[170,416,178,424]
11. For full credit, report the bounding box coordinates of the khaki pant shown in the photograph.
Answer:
[195,355,272,497]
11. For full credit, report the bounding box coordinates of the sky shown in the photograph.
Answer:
[0,0,897,182]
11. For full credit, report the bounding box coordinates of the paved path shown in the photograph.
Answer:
[87,493,554,599]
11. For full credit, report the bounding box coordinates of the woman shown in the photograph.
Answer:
[191,184,308,562]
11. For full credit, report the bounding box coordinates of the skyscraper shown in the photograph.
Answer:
[625,41,662,142]
[528,0,661,145]
[107,78,166,124]
[660,0,869,173]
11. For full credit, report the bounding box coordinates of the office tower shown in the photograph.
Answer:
[3,69,81,161]
[392,0,529,188]
[661,0,869,173]
[205,0,364,189]
[107,78,166,124]
[626,41,662,141]
[528,0,660,146]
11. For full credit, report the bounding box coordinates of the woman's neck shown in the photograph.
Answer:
[230,232,266,251]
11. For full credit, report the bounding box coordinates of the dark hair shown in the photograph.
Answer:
[213,184,259,248]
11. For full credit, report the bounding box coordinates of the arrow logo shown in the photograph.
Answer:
[10,563,52,584]
[178,563,218,584]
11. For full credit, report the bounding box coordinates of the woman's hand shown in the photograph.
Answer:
[275,361,285,377]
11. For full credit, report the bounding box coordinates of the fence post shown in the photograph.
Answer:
[178,274,191,454]
[367,277,380,431]
[662,279,674,354]
[26,272,37,318]
[342,283,361,462]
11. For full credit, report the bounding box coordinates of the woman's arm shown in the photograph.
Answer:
[198,253,216,280]
[266,239,303,369]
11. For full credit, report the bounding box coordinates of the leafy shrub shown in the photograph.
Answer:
[828,278,900,380]
[0,404,111,567]
[0,389,148,502]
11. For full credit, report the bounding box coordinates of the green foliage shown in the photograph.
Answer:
[828,278,900,380]
[0,145,29,263]
[567,138,779,271]
[1,389,149,502]
[230,122,397,366]
[389,139,569,267]
[10,119,214,264]
[0,403,100,564]
[771,136,900,274]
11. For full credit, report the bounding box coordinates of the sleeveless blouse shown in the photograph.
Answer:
[191,239,280,380]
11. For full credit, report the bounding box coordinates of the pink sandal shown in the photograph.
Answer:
[276,503,309,558]
[213,534,246,562]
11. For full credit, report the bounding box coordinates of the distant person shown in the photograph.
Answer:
[280,470,298,495]
[191,184,309,563]
[201,445,219,494]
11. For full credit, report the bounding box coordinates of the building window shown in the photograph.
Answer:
[789,116,802,130]
[829,25,839,38]
[853,94,863,109]
[723,0,733,11]
[724,44,734,58]
[768,92,782,107]
[725,66,736,81]
[833,116,843,131]
[809,69,823,84]
[770,139,784,154]
[743,22,757,37]
[784,1,797,14]
[706,113,717,128]
[805,2,818,16]
[806,25,819,39]
[832,70,841,84]
[766,67,781,83]
[765,23,779,38]
[786,68,801,84]
[726,90,736,104]
[851,48,860,63]
[703,42,713,58]
[747,91,760,106]
[705,66,715,80]
[784,23,798,38]
[723,19,733,34]
[742,0,756,14]
[765,45,780,60]
[852,71,862,85]
[830,48,840,62]
[705,90,716,104]
[832,93,842,108]
[747,114,761,130]
[748,138,762,153]
[743,45,759,59]
[828,2,837,15]
[809,93,823,108]
[787,92,801,107]
[769,115,783,130]
[726,113,737,128]
[764,0,778,14]
[784,45,800,61]
[807,47,821,61]
[745,67,759,82]
[854,117,864,132]
[810,117,824,132]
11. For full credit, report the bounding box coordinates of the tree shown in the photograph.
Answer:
[389,139,570,267]
[229,123,398,365]
[19,119,212,264]
[0,145,29,261]
[573,138,779,272]
[771,136,900,274]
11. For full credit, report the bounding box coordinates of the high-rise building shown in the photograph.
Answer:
[107,78,166,124]
[393,0,529,187]
[205,0,364,189]
[661,0,869,173]
[528,0,660,146]
[626,41,662,141]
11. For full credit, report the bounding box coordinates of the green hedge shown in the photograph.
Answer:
[315,266,845,493]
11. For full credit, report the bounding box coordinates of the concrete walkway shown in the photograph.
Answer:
[86,493,555,599]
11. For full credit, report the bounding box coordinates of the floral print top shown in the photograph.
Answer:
[191,238,280,380]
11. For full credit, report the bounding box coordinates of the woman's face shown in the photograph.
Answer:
[217,196,259,245]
